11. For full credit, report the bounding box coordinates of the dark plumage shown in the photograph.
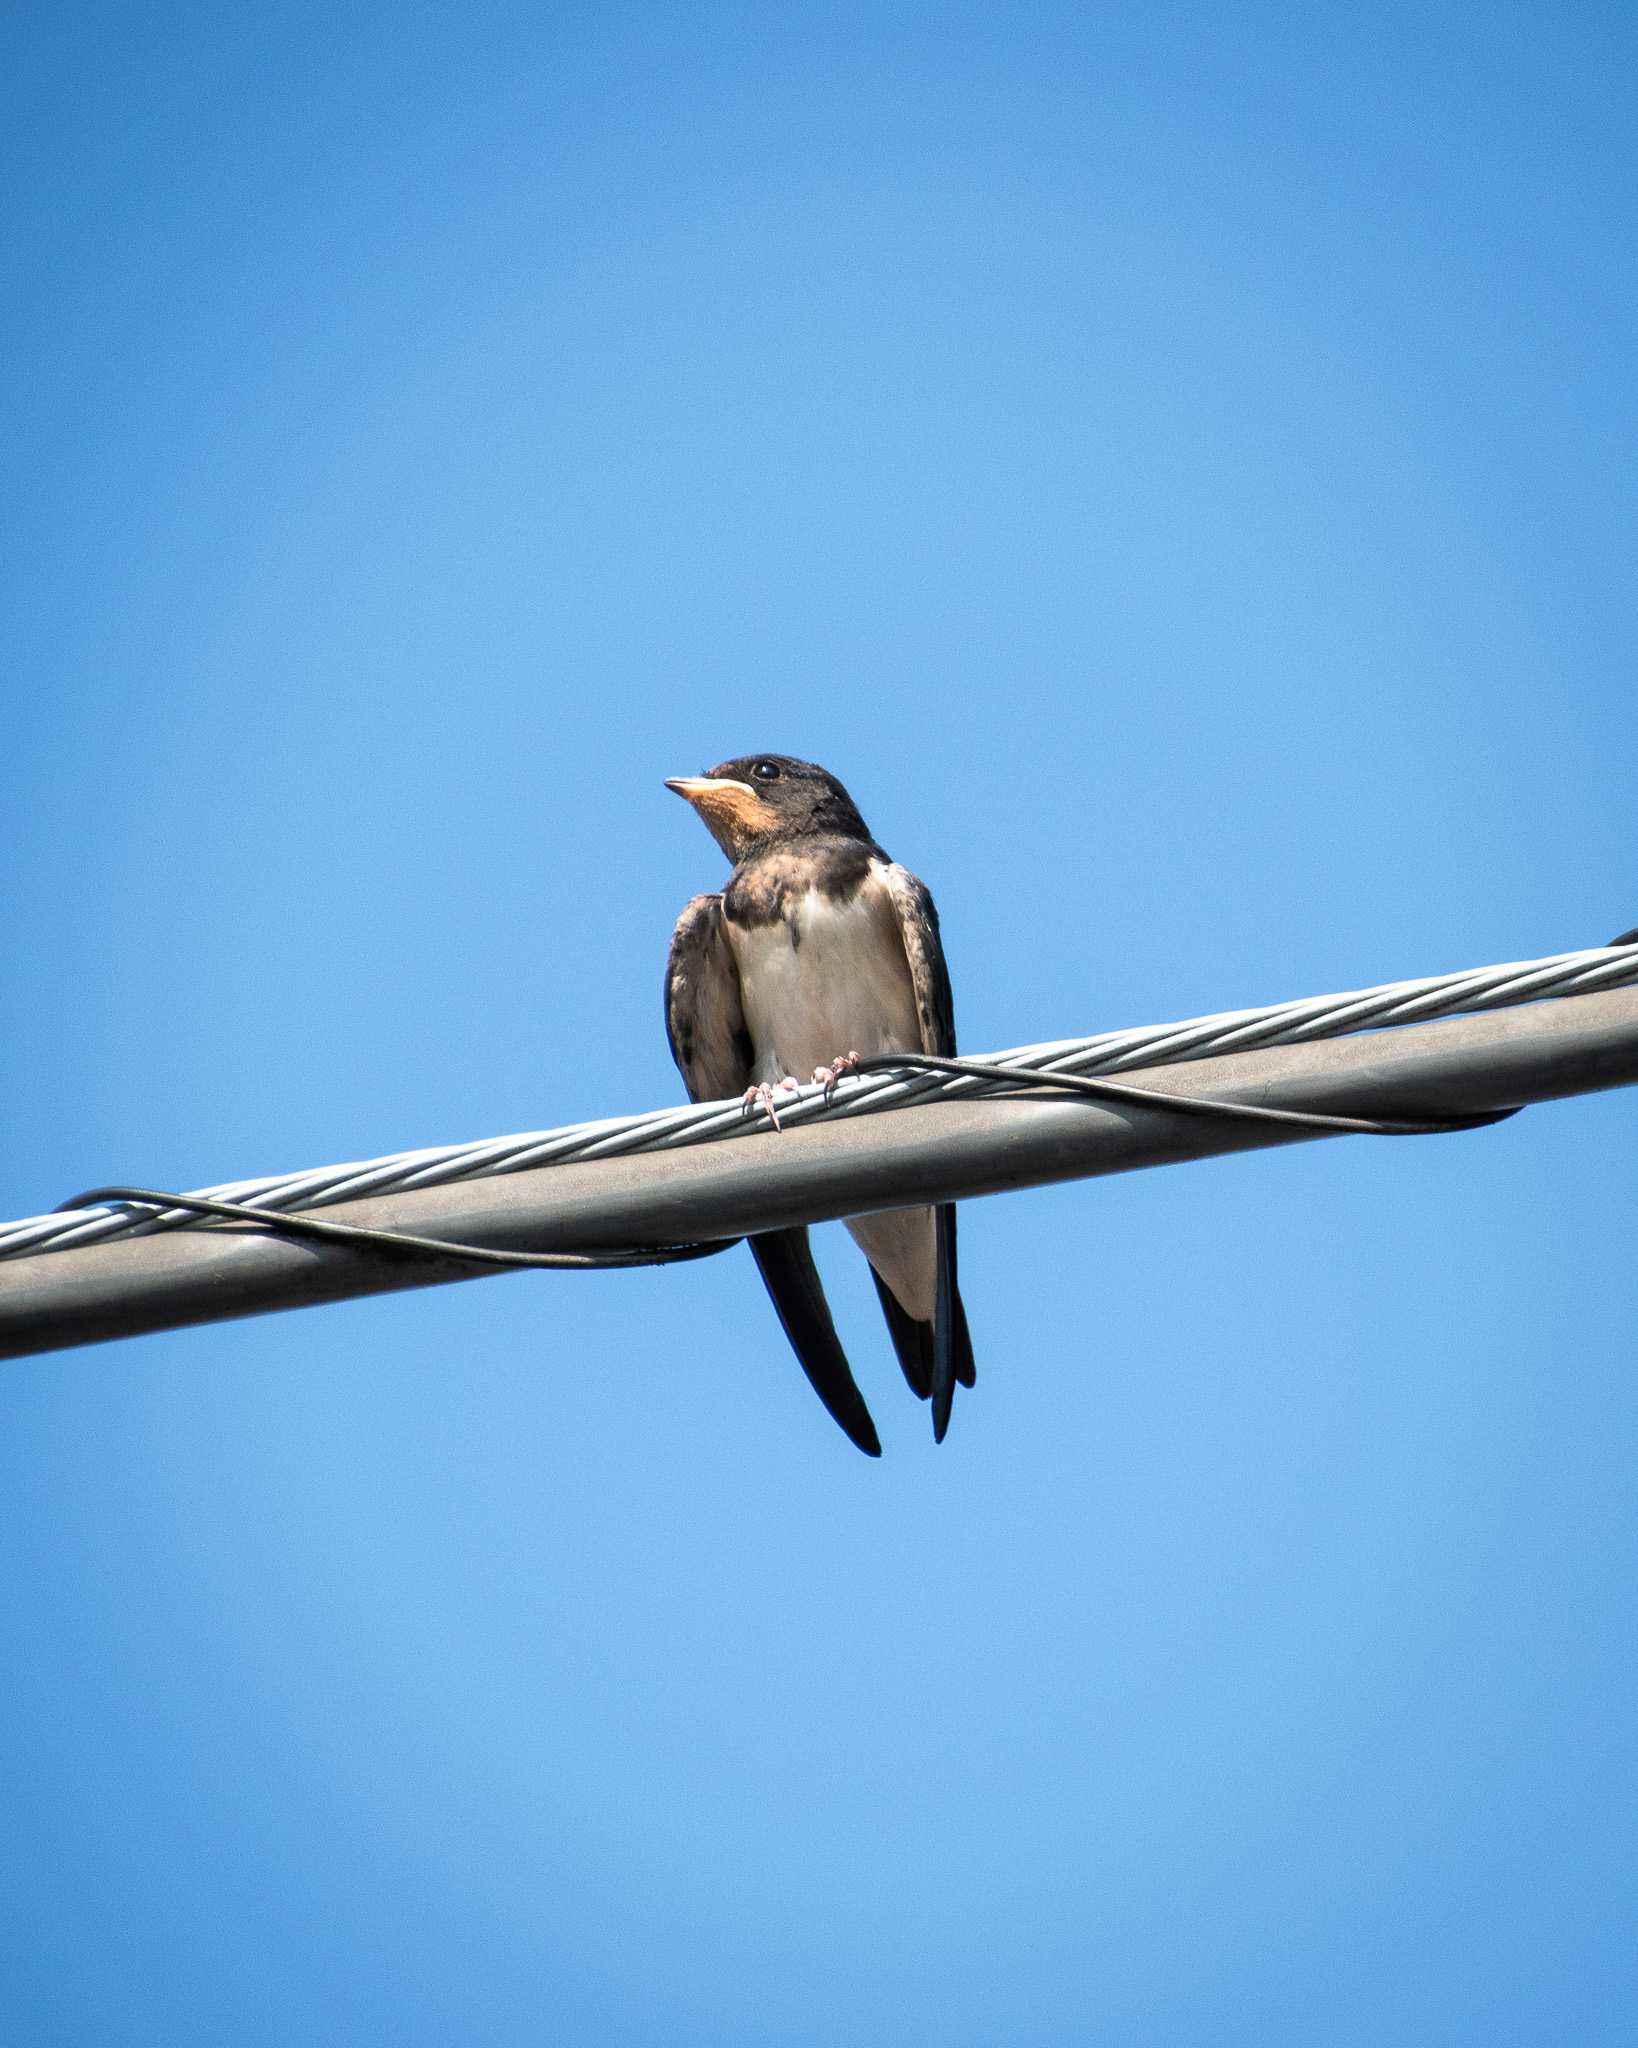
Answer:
[664,753,976,1453]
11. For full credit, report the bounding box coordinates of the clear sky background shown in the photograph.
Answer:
[3,5,1635,2042]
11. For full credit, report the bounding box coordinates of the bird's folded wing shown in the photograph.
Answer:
[665,892,752,1100]
[879,863,974,1438]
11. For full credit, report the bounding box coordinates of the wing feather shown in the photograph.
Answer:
[879,862,976,1438]
[665,893,752,1103]
[751,1232,882,1456]
[878,863,956,1058]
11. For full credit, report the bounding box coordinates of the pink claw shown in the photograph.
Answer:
[812,1050,862,1102]
[741,1078,801,1130]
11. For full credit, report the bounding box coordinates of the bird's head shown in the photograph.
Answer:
[664,754,872,861]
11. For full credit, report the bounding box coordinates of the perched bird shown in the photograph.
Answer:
[664,754,976,1454]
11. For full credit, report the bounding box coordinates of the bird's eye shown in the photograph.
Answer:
[751,760,781,782]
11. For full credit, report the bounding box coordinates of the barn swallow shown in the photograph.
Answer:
[664,754,976,1454]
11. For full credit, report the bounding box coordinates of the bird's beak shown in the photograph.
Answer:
[665,775,755,804]
[665,773,772,855]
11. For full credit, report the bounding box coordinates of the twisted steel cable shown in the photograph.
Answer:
[5,939,1635,1265]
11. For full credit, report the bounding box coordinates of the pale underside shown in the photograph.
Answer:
[726,861,936,1322]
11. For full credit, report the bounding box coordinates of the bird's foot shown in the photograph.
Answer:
[741,1078,801,1130]
[812,1050,862,1103]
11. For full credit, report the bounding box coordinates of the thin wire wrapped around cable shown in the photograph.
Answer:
[846,1053,1518,1135]
[52,1056,1520,1271]
[55,1188,742,1270]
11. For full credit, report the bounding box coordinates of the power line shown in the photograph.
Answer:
[1,944,1634,1361]
[7,939,1636,1264]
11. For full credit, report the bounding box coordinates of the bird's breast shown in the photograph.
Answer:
[726,863,921,1083]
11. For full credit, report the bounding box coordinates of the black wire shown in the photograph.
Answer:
[56,1052,1519,1269]
[845,1052,1522,1137]
[57,1187,743,1271]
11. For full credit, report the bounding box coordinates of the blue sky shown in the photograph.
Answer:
[3,5,1635,2042]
